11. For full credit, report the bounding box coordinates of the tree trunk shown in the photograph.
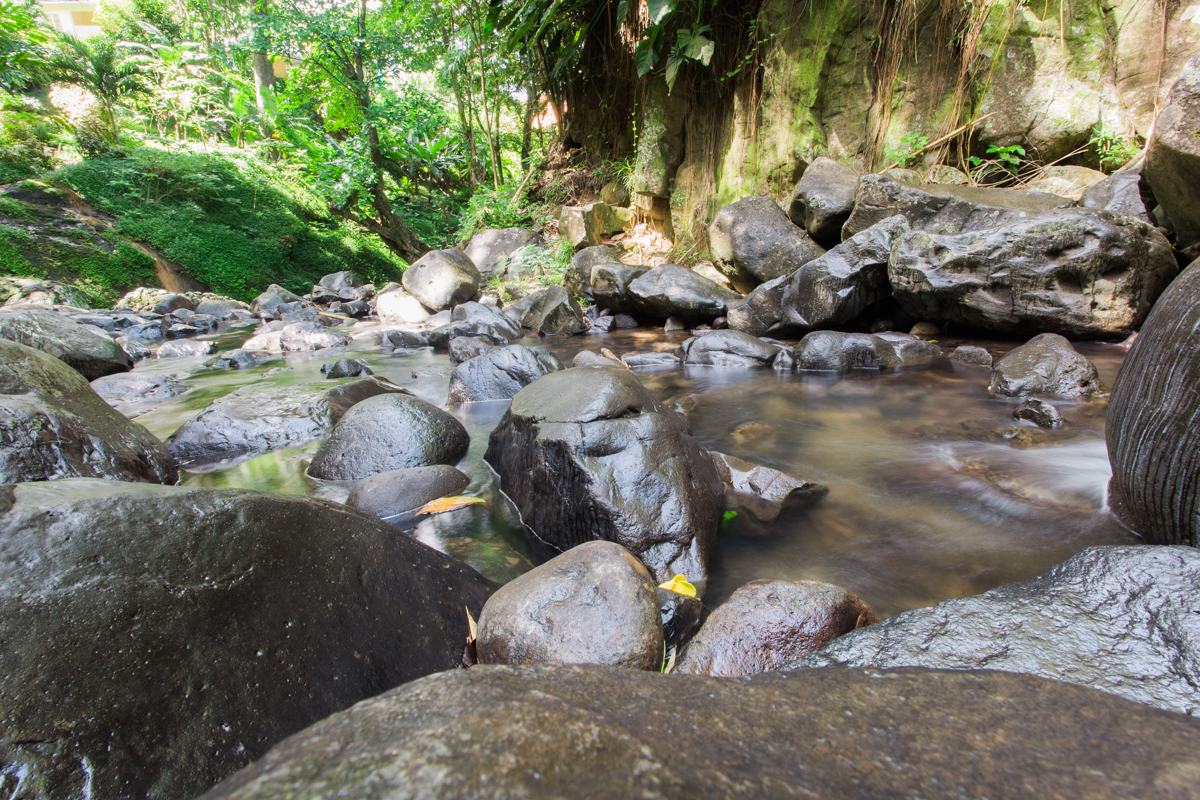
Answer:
[521,91,536,167]
[251,0,277,117]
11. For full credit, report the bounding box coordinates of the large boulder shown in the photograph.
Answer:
[678,330,781,367]
[676,579,875,677]
[450,301,522,340]
[280,322,350,352]
[794,331,901,372]
[484,367,725,588]
[558,203,634,249]
[317,270,362,292]
[988,333,1101,397]
[250,284,303,320]
[345,465,470,520]
[563,245,623,300]
[790,546,1200,716]
[308,393,470,481]
[728,216,907,337]
[375,289,430,324]
[446,345,562,404]
[0,340,176,484]
[462,228,542,280]
[787,157,859,246]
[202,664,1200,800]
[590,263,647,313]
[1144,51,1200,250]
[1080,170,1152,224]
[168,377,407,466]
[505,285,587,335]
[842,174,1070,238]
[401,249,481,311]
[708,196,826,293]
[0,478,494,799]
[0,308,131,380]
[627,264,742,325]
[1108,258,1200,545]
[476,541,664,670]
[447,335,496,364]
[890,209,1177,337]
[157,339,219,359]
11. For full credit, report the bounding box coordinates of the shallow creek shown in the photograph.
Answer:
[130,322,1138,618]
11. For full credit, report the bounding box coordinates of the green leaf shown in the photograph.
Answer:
[634,26,661,76]
[615,0,629,26]
[665,51,683,92]
[683,32,714,65]
[647,0,675,25]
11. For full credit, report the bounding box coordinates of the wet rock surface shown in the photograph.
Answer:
[677,579,875,677]
[890,209,1177,337]
[0,478,494,799]
[308,393,470,481]
[791,546,1200,716]
[210,348,269,369]
[484,367,724,588]
[345,465,470,520]
[321,358,372,379]
[202,663,1200,800]
[794,331,901,371]
[157,338,219,359]
[401,249,481,311]
[91,371,190,414]
[1081,170,1152,223]
[626,264,742,324]
[477,541,664,670]
[168,376,408,466]
[710,451,827,524]
[989,333,1101,397]
[0,308,132,380]
[280,321,350,352]
[1015,398,1063,428]
[590,263,647,313]
[950,344,993,367]
[0,340,176,484]
[447,335,496,363]
[505,285,587,335]
[446,344,561,404]
[708,196,826,293]
[788,157,859,246]
[678,330,781,367]
[1108,258,1200,545]
[250,284,303,320]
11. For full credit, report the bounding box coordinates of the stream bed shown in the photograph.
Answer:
[131,323,1138,618]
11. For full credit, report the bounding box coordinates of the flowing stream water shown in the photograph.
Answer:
[130,321,1138,619]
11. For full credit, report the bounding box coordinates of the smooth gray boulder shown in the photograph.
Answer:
[727,216,907,337]
[708,196,826,293]
[563,245,623,300]
[676,579,876,677]
[462,228,542,280]
[590,263,647,313]
[678,330,781,367]
[153,292,192,314]
[308,393,470,481]
[889,209,1177,337]
[794,331,901,371]
[210,349,269,369]
[201,664,1200,800]
[345,465,470,520]
[1143,51,1200,250]
[0,478,494,799]
[476,541,664,670]
[0,308,131,380]
[374,289,429,324]
[280,322,350,352]
[401,249,481,311]
[505,285,587,335]
[1108,258,1200,545]
[317,270,362,292]
[627,264,742,325]
[0,340,176,484]
[447,345,561,404]
[157,339,219,359]
[842,174,1070,238]
[790,546,1200,716]
[378,329,428,350]
[787,157,859,246]
[988,333,1101,397]
[168,377,407,466]
[485,367,724,589]
[447,335,496,364]
[250,284,304,320]
[450,301,522,340]
[91,371,189,415]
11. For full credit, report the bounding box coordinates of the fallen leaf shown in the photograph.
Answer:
[658,574,697,598]
[417,496,488,515]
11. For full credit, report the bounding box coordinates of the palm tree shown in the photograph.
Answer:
[50,36,150,142]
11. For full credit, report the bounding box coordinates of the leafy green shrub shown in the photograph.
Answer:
[885,133,929,168]
[454,185,535,243]
[1089,124,1141,173]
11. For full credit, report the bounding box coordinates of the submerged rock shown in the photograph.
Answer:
[446,345,561,404]
[201,664,1200,800]
[485,367,724,588]
[168,377,407,466]
[0,308,131,380]
[91,371,189,414]
[345,465,470,520]
[1108,258,1200,545]
[678,330,781,367]
[676,579,876,677]
[1014,398,1063,428]
[710,451,827,524]
[401,249,481,311]
[708,196,826,293]
[476,541,664,671]
[794,331,901,371]
[308,393,470,481]
[0,478,494,799]
[157,339,219,359]
[889,209,1177,337]
[790,546,1200,716]
[210,349,269,369]
[0,340,176,484]
[988,333,1101,397]
[787,157,859,247]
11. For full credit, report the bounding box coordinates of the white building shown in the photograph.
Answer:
[40,0,103,39]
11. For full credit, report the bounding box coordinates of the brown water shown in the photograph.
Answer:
[129,322,1138,618]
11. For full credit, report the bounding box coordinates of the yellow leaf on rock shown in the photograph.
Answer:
[658,574,696,597]
[416,496,488,515]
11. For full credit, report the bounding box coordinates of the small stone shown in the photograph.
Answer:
[951,345,993,367]
[909,321,940,336]
[321,358,372,379]
[1014,398,1063,428]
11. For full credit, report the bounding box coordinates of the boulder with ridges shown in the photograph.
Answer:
[0,339,176,484]
[476,541,664,670]
[484,367,724,589]
[0,308,131,380]
[1080,170,1152,224]
[401,249,481,311]
[0,478,494,799]
[710,451,827,523]
[708,196,826,293]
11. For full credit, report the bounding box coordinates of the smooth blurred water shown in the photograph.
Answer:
[129,321,1138,617]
